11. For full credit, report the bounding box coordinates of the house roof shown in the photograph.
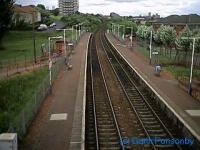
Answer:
[14,5,38,14]
[151,14,200,25]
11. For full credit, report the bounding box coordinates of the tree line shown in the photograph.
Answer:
[136,24,200,66]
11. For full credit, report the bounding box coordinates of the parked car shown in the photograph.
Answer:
[49,22,56,28]
[37,24,48,31]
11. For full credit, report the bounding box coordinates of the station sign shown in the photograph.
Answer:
[152,51,159,55]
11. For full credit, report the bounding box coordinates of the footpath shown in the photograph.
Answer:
[21,33,90,150]
[106,33,200,142]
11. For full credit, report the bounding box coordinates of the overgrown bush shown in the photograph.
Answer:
[11,19,32,31]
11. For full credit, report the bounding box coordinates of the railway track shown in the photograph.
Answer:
[86,30,186,150]
[85,34,124,150]
[99,30,184,150]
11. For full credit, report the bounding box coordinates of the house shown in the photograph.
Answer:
[110,12,121,19]
[13,5,41,24]
[149,14,200,35]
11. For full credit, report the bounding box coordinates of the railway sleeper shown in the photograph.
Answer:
[145,125,161,129]
[149,133,168,137]
[96,114,111,118]
[143,120,158,124]
[100,147,121,150]
[133,103,146,107]
[138,111,152,114]
[99,141,120,147]
[140,114,154,118]
[98,124,115,129]
[98,128,117,133]
[147,129,164,133]
[99,136,119,141]
[98,120,114,124]
[136,108,149,111]
[155,144,175,148]
[140,117,156,121]
[99,132,118,136]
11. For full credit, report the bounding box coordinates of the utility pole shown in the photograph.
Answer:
[117,24,120,38]
[32,11,36,63]
[149,30,153,64]
[48,36,63,93]
[126,27,133,47]
[181,37,200,95]
[56,28,73,59]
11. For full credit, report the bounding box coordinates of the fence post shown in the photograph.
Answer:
[34,92,37,114]
[7,65,8,77]
[43,79,46,99]
[25,54,27,71]
[22,109,26,135]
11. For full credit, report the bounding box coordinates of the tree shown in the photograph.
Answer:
[51,8,59,16]
[119,20,137,35]
[61,13,102,32]
[0,0,14,49]
[194,32,200,54]
[37,7,53,25]
[176,25,193,65]
[176,26,192,54]
[159,25,176,57]
[136,25,147,39]
[37,4,45,10]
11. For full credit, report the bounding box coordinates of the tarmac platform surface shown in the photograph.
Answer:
[106,33,200,142]
[22,33,91,150]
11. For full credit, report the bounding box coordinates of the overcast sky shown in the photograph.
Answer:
[16,0,200,17]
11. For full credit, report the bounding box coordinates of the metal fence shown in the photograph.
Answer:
[0,55,49,80]
[136,38,200,67]
[8,57,64,140]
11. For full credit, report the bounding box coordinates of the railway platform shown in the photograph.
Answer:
[106,33,200,143]
[21,33,91,150]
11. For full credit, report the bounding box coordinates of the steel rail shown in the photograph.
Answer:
[89,34,99,150]
[101,30,182,150]
[88,32,124,149]
[95,31,125,150]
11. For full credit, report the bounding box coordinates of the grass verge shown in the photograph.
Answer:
[165,66,200,78]
[0,67,48,132]
[0,30,74,62]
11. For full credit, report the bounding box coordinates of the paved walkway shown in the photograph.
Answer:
[106,33,200,141]
[21,33,90,150]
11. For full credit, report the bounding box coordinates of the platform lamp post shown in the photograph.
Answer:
[126,26,133,47]
[181,37,200,95]
[111,23,115,34]
[111,23,113,33]
[113,24,117,36]
[48,36,63,93]
[117,24,120,38]
[119,25,125,40]
[78,23,84,37]
[149,30,153,65]
[32,10,37,63]
[75,24,78,41]
[71,27,73,43]
[56,28,73,59]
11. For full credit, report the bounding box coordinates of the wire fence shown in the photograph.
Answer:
[7,57,65,140]
[136,38,200,67]
[0,54,49,80]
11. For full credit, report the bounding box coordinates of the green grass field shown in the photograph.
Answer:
[137,45,175,64]
[0,30,75,62]
[165,66,200,78]
[50,15,62,20]
[136,43,200,79]
[0,68,48,132]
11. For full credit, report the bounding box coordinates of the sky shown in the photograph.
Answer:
[16,0,200,17]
